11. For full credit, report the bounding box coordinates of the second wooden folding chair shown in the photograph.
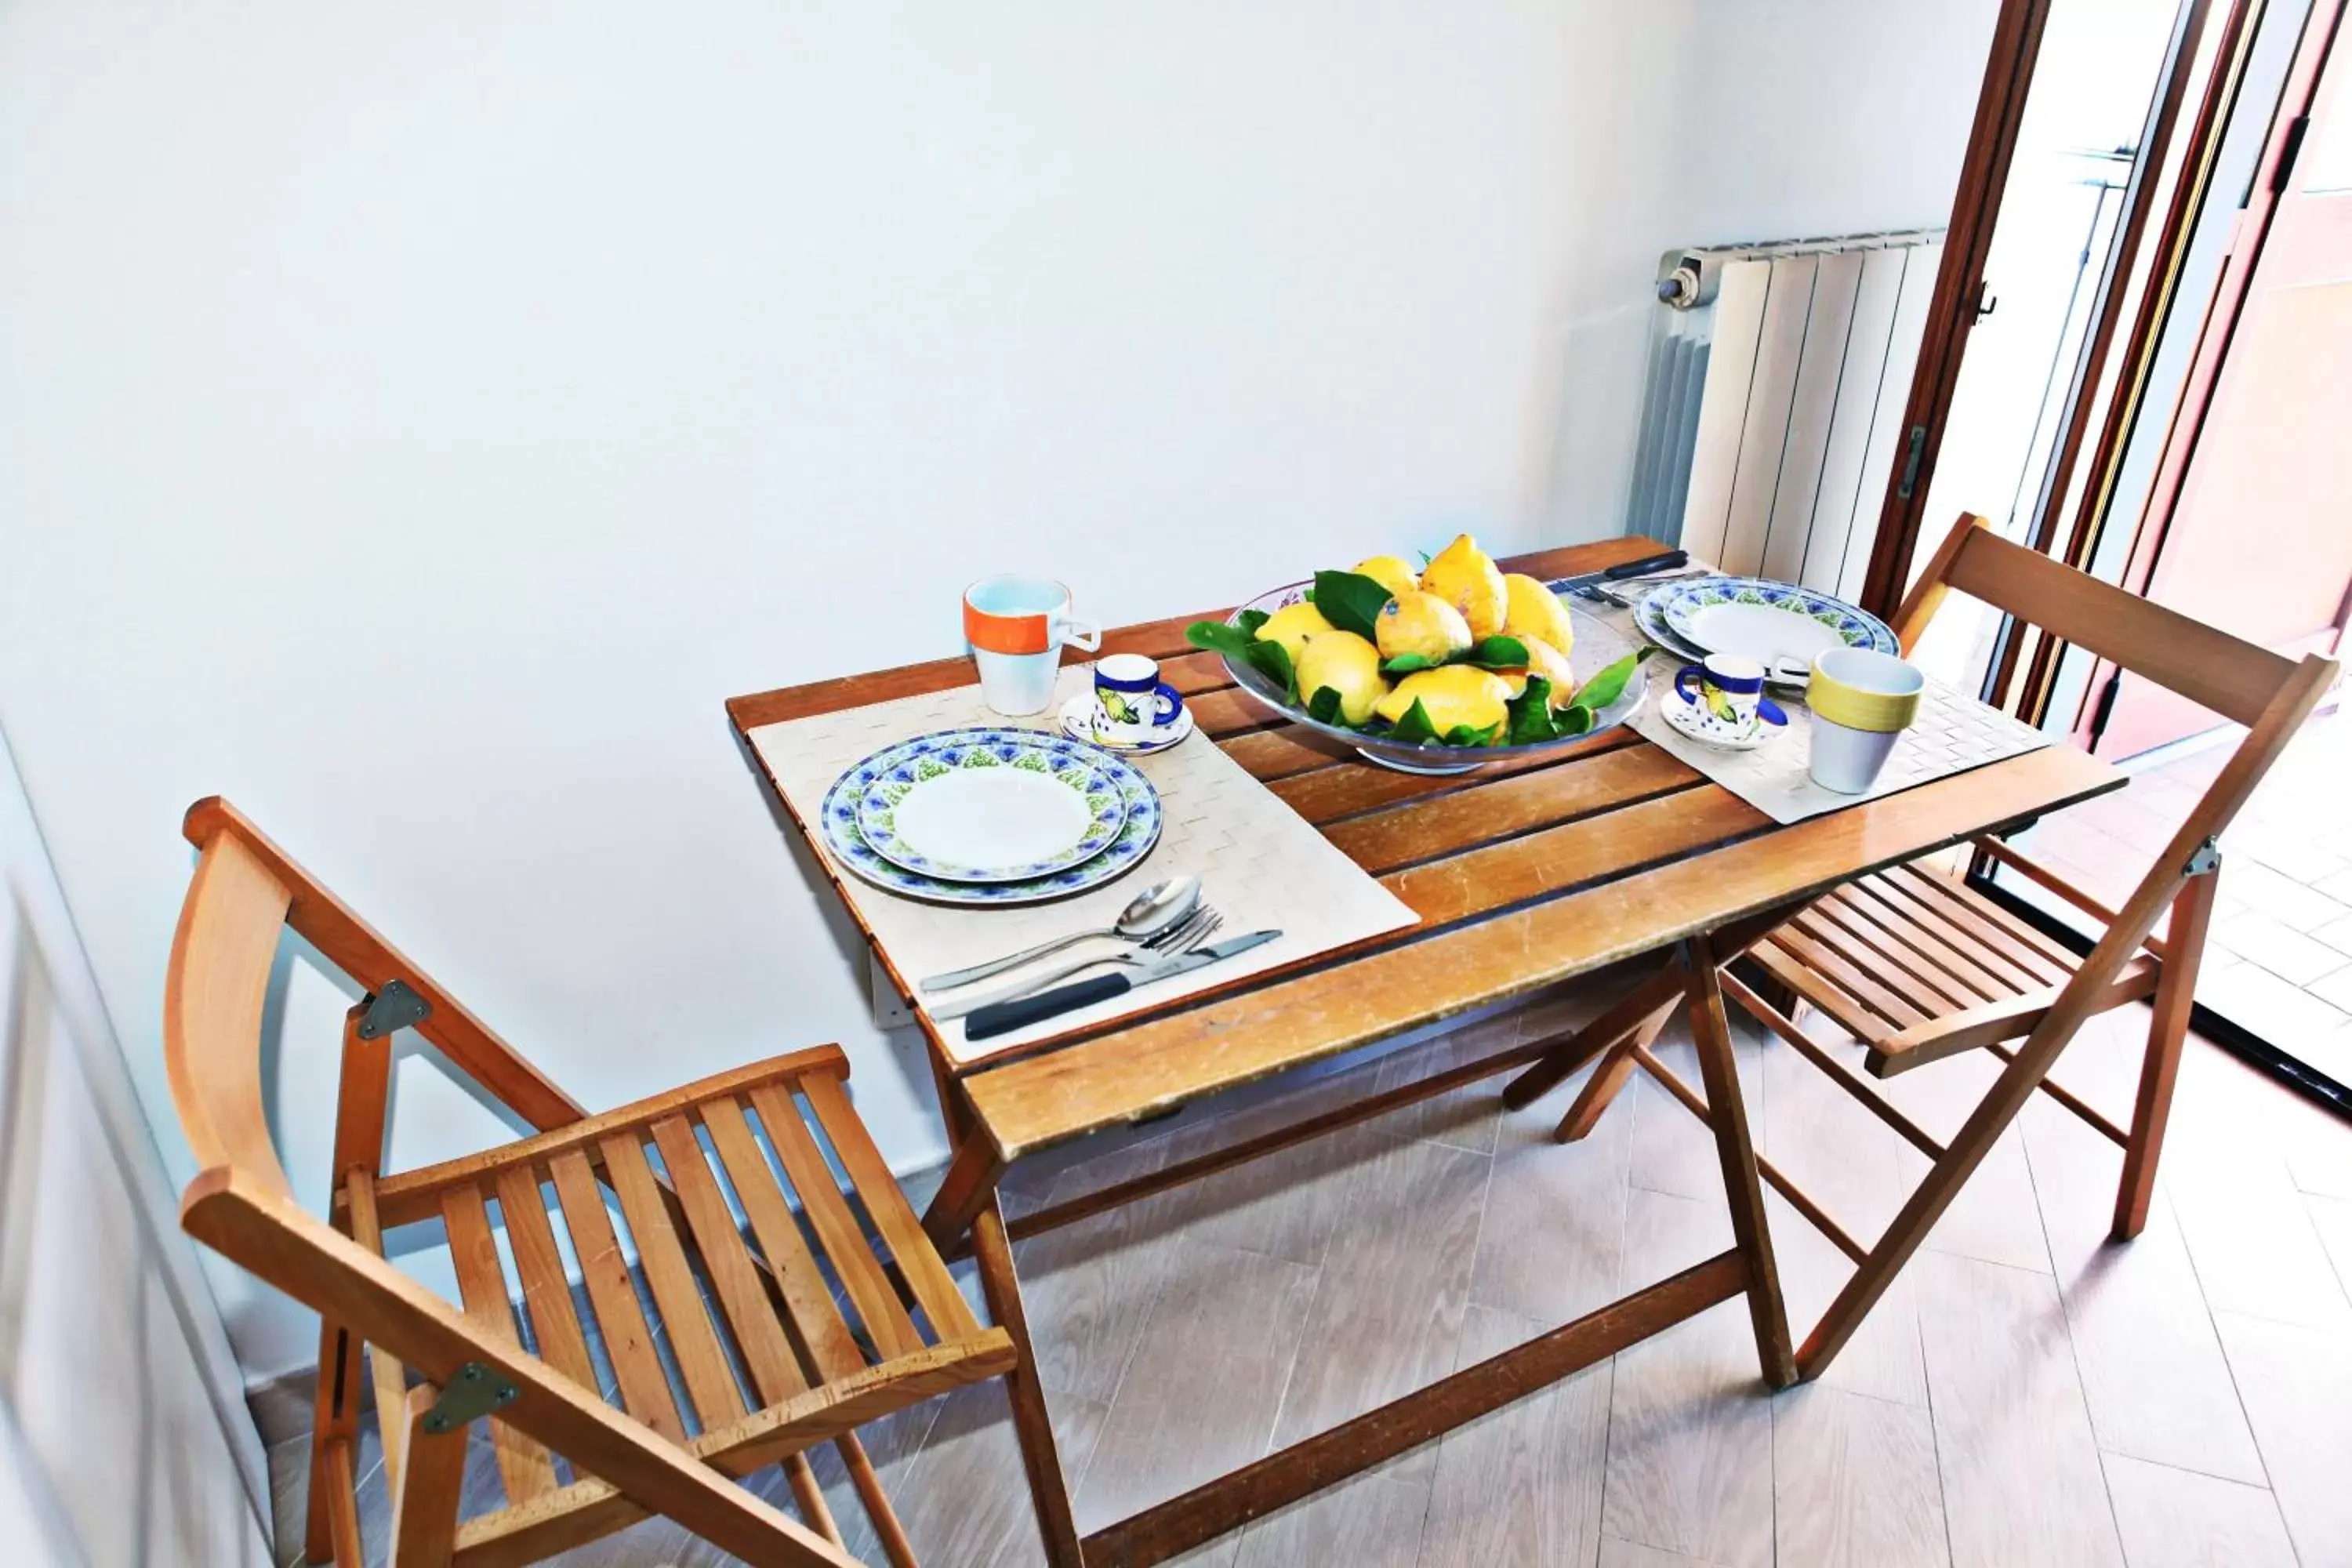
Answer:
[1532,513,2336,1382]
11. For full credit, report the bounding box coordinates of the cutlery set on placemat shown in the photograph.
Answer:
[818,721,1279,1039]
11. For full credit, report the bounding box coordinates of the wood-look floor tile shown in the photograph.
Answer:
[2310,1192,2352,1298]
[1266,1133,1488,1476]
[1231,1471,1429,1566]
[880,1379,1110,1568]
[1756,1028,1929,1406]
[1418,1305,1609,1568]
[1767,1190,1928,1408]
[2165,1087,2352,1333]
[2100,1453,2298,1568]
[1626,1028,1765,1205]
[1878,1052,2052,1276]
[1469,1065,1635,1324]
[2211,1308,2352,1566]
[2019,1098,2267,1483]
[1595,1530,1736,1565]
[1915,1250,2122,1568]
[1599,1189,1773,1568]
[800,1399,949,1565]
[1014,1140,1192,1403]
[1363,1012,1521,1155]
[1072,1239,1320,1531]
[1770,1384,1949,1568]
[1158,1112,1385,1270]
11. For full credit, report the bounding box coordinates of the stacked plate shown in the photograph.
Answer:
[1632,574,1898,685]
[818,728,1163,906]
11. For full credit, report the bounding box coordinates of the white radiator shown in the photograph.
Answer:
[1628,230,1944,599]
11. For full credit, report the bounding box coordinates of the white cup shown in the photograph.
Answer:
[1805,648,1925,794]
[1807,717,1904,795]
[963,575,1102,717]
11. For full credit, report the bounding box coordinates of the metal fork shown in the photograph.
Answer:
[930,904,1224,1021]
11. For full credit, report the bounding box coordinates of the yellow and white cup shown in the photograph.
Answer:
[1806,648,1923,794]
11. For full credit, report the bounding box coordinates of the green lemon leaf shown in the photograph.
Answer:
[1568,648,1653,711]
[1388,698,1442,746]
[1562,702,1597,735]
[1236,608,1272,637]
[1507,678,1569,744]
[1381,653,1436,675]
[1244,638,1293,696]
[1186,619,1257,658]
[1312,569,1396,641]
[1466,635,1530,670]
[1443,720,1503,746]
[1306,684,1344,725]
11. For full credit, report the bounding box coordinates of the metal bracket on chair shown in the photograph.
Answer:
[422,1363,518,1433]
[358,979,432,1040]
[2183,838,2221,877]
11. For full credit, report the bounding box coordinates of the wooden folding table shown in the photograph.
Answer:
[726,535,2122,1567]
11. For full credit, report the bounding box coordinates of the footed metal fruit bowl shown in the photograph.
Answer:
[1213,581,1650,775]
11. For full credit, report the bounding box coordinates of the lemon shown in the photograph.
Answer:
[1419,533,1508,639]
[1373,665,1512,737]
[1294,630,1388,725]
[1254,601,1333,665]
[1501,574,1577,659]
[1374,590,1472,665]
[1351,554,1420,603]
[1519,634,1580,708]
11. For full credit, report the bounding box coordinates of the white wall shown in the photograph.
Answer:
[0,729,271,1564]
[0,0,1991,1383]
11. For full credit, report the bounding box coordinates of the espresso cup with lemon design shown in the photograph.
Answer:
[1806,648,1924,793]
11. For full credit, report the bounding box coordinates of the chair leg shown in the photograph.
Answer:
[1553,999,1676,1142]
[969,1196,1084,1568]
[387,1385,467,1568]
[318,1436,365,1568]
[1683,934,1795,1388]
[303,1317,361,1563]
[837,1432,920,1568]
[2113,862,2219,1241]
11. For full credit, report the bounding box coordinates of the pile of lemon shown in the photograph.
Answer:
[1250,535,1579,740]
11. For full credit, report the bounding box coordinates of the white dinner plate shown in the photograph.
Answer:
[853,731,1125,884]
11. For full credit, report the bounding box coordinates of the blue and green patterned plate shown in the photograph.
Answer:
[820,729,1161,906]
[1651,575,1897,663]
[854,730,1126,883]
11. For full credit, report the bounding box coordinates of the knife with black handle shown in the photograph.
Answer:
[964,929,1280,1041]
[1548,549,1690,601]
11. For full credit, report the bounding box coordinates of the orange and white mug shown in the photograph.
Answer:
[963,575,1102,716]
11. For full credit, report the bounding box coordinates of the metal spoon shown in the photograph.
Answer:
[916,875,1203,993]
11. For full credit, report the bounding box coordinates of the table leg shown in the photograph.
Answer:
[970,1194,1087,1568]
[1552,998,1678,1142]
[1500,960,1689,1110]
[1684,931,1795,1388]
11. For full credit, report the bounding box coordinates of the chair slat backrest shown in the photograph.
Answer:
[1891,514,2303,728]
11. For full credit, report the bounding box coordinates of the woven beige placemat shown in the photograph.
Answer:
[746,665,1420,1068]
[1592,583,2051,825]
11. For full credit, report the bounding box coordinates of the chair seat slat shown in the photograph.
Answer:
[441,1187,559,1504]
[481,1169,597,1401]
[597,1134,750,1431]
[800,1073,985,1343]
[546,1149,688,1444]
[697,1096,869,1383]
[748,1083,927,1360]
[646,1114,810,1407]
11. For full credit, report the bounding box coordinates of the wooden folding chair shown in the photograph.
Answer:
[1548,514,2336,1382]
[165,798,1040,1566]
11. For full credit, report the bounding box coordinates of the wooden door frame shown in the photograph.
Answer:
[1854,0,2059,622]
